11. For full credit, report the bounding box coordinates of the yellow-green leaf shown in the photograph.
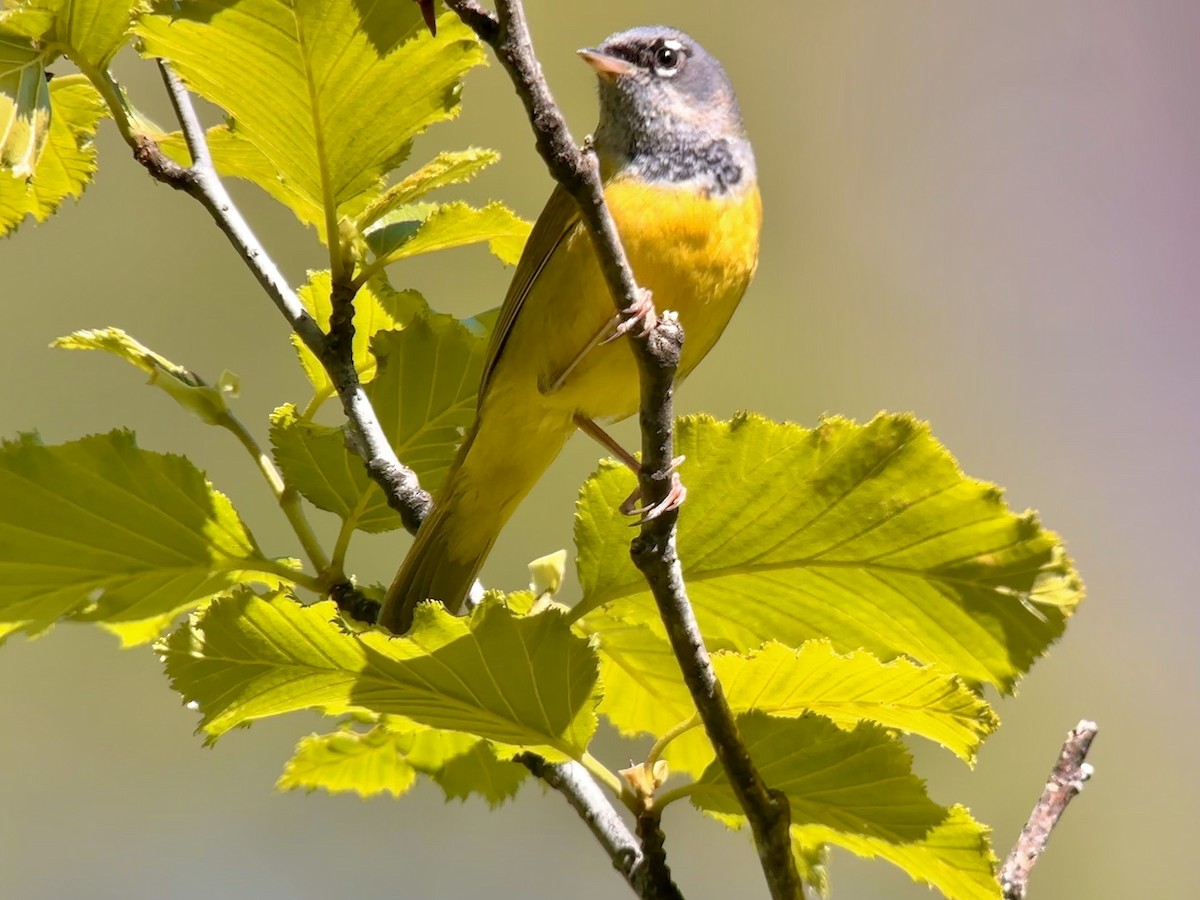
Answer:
[278,727,418,799]
[690,713,947,840]
[162,592,601,761]
[357,147,500,229]
[364,200,531,271]
[269,403,400,533]
[0,74,106,235]
[0,0,138,70]
[53,327,238,426]
[574,414,1083,692]
[135,2,485,237]
[366,314,485,495]
[792,807,999,900]
[0,430,284,643]
[712,641,997,764]
[0,33,50,176]
[289,270,426,402]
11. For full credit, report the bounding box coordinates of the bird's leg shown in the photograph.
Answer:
[545,289,657,394]
[573,414,686,522]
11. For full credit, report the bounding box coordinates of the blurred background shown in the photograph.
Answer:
[2,1,1196,897]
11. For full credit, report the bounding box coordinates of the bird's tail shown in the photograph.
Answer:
[379,409,575,633]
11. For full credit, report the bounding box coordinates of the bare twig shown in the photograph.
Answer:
[1001,719,1098,899]
[445,3,800,897]
[519,755,663,899]
[139,62,431,540]
[634,805,685,900]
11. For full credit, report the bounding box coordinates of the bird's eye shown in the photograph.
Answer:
[652,41,683,75]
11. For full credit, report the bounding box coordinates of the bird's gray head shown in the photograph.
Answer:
[579,26,754,193]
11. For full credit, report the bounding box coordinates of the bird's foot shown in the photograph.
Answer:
[603,288,657,344]
[621,456,687,523]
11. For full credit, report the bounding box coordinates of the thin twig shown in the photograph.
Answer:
[137,62,431,541]
[518,755,663,899]
[444,3,800,896]
[1001,719,1098,899]
[634,806,685,900]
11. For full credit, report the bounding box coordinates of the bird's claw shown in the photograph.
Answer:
[603,288,657,344]
[621,456,687,522]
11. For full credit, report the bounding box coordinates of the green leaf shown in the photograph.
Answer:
[357,147,500,229]
[0,73,106,236]
[279,722,526,805]
[0,31,51,177]
[269,403,399,533]
[0,430,285,643]
[290,270,426,401]
[688,712,999,897]
[790,834,831,898]
[401,725,526,805]
[574,414,1083,691]
[135,2,485,237]
[591,623,997,777]
[585,612,713,776]
[792,807,999,900]
[366,314,485,495]
[713,641,997,765]
[364,200,531,271]
[53,327,239,426]
[162,592,601,761]
[691,713,947,840]
[0,0,137,70]
[279,727,418,799]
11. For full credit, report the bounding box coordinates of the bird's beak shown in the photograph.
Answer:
[577,47,635,80]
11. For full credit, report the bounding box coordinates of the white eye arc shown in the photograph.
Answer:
[652,39,685,77]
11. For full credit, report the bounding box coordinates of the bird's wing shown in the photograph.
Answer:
[478,184,582,394]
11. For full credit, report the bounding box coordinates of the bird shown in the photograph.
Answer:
[378,26,762,634]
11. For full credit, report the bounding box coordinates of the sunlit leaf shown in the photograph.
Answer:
[592,622,996,778]
[0,0,137,70]
[366,314,485,495]
[53,327,239,425]
[290,270,426,401]
[401,725,526,806]
[135,2,485,237]
[0,430,284,643]
[574,414,1082,691]
[585,612,712,775]
[269,403,399,533]
[0,74,106,235]
[792,808,999,900]
[0,33,50,177]
[279,721,526,805]
[364,200,530,271]
[712,641,997,764]
[688,713,999,897]
[691,712,945,840]
[162,592,601,761]
[790,834,830,898]
[278,727,418,799]
[357,147,500,229]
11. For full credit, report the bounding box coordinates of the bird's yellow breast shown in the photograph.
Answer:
[476,175,761,437]
[606,177,762,376]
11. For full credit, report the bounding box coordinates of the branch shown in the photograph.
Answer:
[132,63,431,545]
[1001,719,1098,899]
[445,3,801,897]
[634,806,685,900]
[518,755,667,899]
